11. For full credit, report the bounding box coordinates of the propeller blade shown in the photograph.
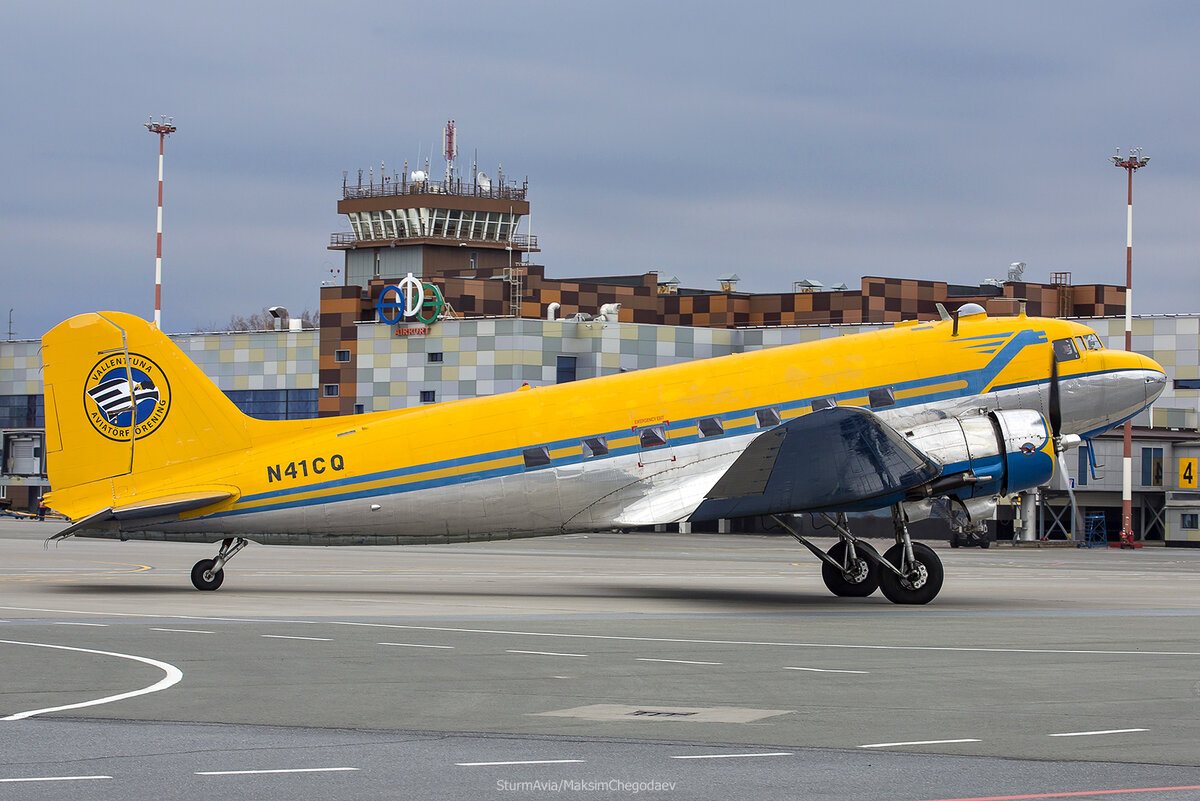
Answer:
[1048,351,1062,441]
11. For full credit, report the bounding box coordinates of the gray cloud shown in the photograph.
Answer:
[2,0,1196,339]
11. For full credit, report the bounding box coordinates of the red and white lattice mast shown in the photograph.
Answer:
[144,116,176,329]
[1110,147,1149,549]
[443,120,457,186]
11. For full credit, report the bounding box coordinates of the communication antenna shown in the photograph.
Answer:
[477,172,491,192]
[443,120,457,184]
[7,308,13,341]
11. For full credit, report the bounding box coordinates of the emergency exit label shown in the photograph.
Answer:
[1182,458,1198,489]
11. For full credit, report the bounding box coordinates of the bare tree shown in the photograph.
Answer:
[226,308,319,331]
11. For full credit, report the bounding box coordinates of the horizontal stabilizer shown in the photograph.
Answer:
[48,489,235,542]
[692,406,939,520]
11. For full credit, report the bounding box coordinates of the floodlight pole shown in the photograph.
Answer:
[1110,148,1149,549]
[145,116,177,329]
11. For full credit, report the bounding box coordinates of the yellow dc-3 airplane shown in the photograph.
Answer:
[42,306,1165,604]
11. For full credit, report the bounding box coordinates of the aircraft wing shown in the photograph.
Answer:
[690,406,940,521]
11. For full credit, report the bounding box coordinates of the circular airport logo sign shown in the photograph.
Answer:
[84,353,172,441]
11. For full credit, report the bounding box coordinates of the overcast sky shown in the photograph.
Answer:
[2,1,1196,338]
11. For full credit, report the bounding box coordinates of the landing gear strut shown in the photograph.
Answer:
[190,537,248,591]
[772,506,944,605]
[773,513,882,598]
[877,506,943,605]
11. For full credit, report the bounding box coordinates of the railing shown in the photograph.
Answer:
[342,176,528,202]
[329,231,539,249]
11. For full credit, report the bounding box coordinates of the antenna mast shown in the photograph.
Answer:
[444,120,457,185]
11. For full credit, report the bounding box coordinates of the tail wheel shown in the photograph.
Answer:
[821,540,881,597]
[878,542,943,605]
[191,559,224,591]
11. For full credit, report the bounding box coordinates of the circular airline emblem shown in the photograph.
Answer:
[83,353,172,441]
[1020,442,1036,456]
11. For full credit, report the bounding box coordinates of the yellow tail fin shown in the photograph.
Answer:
[41,312,254,518]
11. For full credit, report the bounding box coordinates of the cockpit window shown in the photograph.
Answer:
[1081,333,1103,351]
[1053,337,1080,362]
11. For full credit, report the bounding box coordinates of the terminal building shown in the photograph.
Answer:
[3,142,1197,543]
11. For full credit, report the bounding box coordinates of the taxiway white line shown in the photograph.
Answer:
[0,640,183,721]
[670,752,792,760]
[457,760,585,767]
[858,739,981,749]
[196,767,359,776]
[506,649,587,658]
[636,658,723,665]
[52,621,108,627]
[784,666,869,674]
[379,642,455,649]
[150,628,214,634]
[0,605,317,625]
[260,634,333,641]
[0,775,112,783]
[1048,728,1148,738]
[328,621,1200,658]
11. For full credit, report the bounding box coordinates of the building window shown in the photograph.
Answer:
[523,445,551,469]
[0,394,43,428]
[868,387,895,409]
[469,251,478,270]
[1182,513,1199,530]
[697,417,724,438]
[582,437,608,458]
[639,426,668,449]
[1141,447,1163,487]
[755,408,781,428]
[322,384,340,398]
[556,355,577,384]
[225,389,318,420]
[428,352,444,363]
[1175,379,1200,390]
[353,403,365,415]
[334,349,351,363]
[419,390,436,404]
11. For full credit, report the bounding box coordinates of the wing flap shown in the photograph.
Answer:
[692,406,939,520]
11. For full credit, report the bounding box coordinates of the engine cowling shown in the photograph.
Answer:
[900,409,1056,502]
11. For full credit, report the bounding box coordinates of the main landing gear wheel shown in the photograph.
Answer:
[878,542,943,605]
[191,558,224,591]
[821,540,881,597]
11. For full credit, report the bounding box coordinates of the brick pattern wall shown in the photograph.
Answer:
[319,285,363,416]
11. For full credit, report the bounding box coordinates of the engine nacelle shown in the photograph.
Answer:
[900,409,1055,503]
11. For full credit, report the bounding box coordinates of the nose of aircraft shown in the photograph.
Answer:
[1066,349,1167,437]
[1135,352,1168,405]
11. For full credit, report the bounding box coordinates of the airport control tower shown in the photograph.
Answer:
[329,121,538,288]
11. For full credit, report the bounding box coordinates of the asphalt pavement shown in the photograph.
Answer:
[2,518,1199,800]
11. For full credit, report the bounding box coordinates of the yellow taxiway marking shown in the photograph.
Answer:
[0,562,153,582]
